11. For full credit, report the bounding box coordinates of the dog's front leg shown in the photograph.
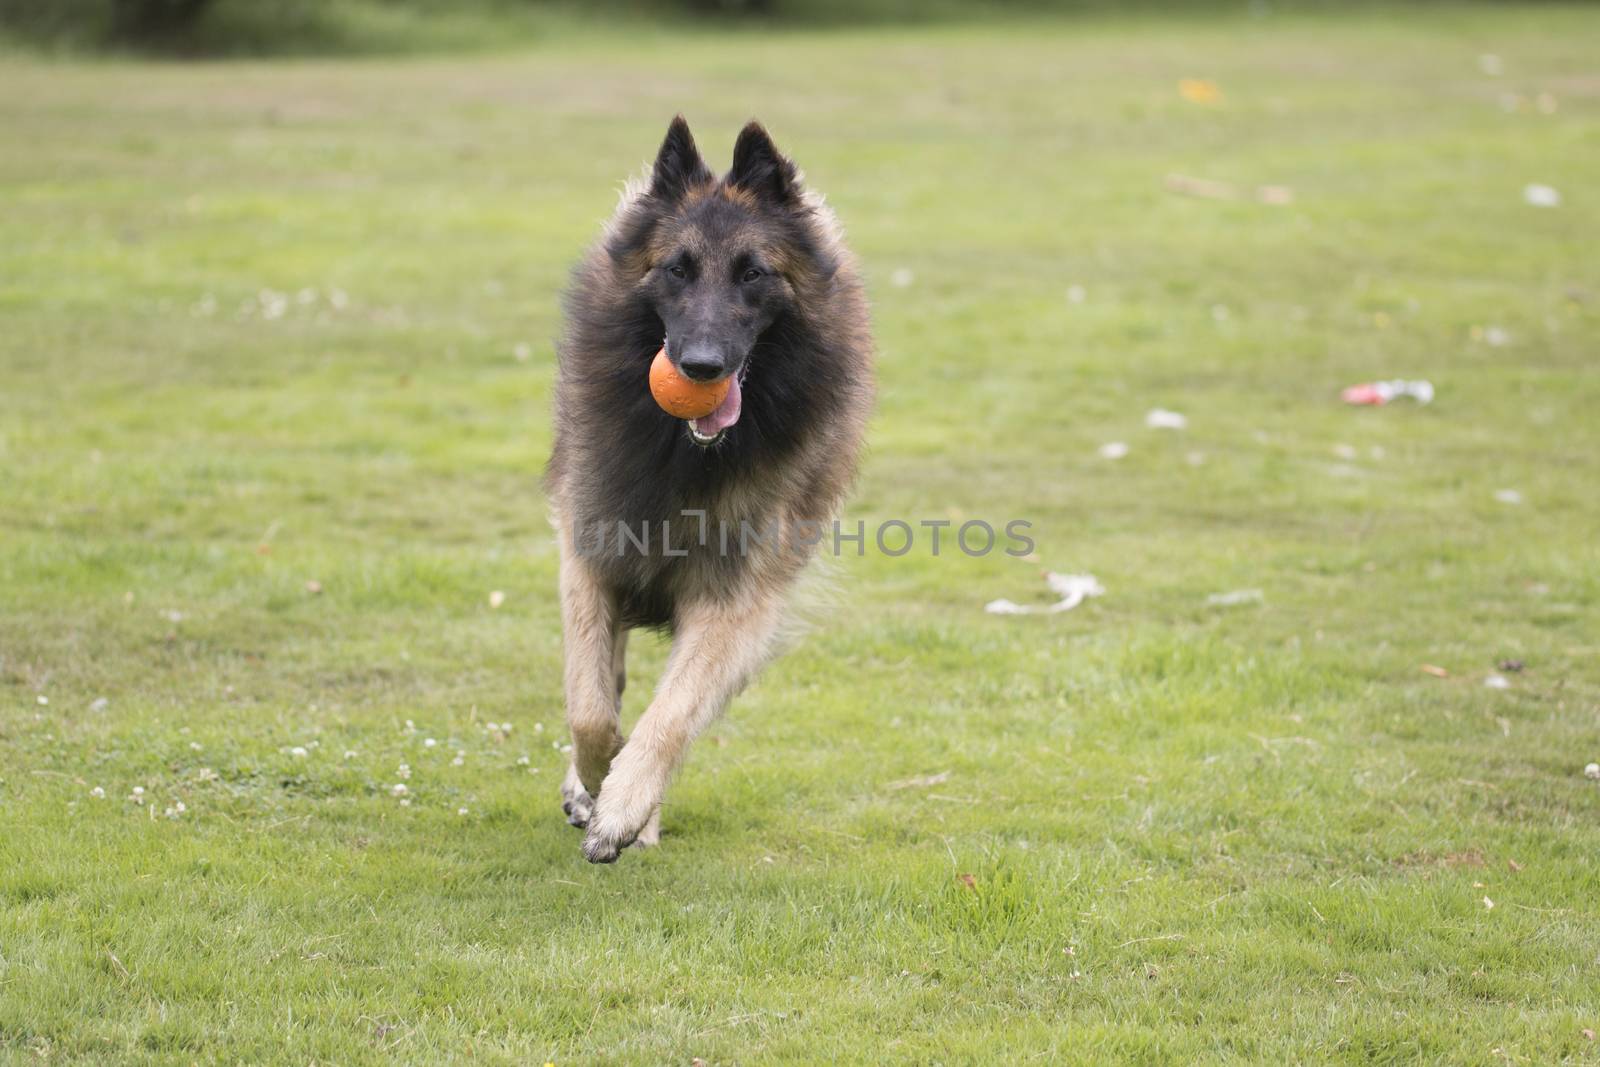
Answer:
[558,540,623,829]
[582,592,782,863]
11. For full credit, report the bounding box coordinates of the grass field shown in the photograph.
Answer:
[3,4,1600,1062]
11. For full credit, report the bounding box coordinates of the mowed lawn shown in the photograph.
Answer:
[3,5,1599,1062]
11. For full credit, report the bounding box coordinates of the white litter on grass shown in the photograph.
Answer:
[1342,379,1435,406]
[1206,588,1264,607]
[986,572,1105,616]
[1493,488,1523,505]
[1585,763,1600,780]
[1099,441,1129,460]
[1524,184,1561,208]
[1484,674,1511,690]
[1145,408,1188,430]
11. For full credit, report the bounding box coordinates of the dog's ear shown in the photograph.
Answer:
[649,115,712,201]
[727,121,800,207]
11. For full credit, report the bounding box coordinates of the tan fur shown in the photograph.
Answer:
[558,501,820,862]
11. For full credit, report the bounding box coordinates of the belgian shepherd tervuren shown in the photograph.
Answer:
[545,117,873,862]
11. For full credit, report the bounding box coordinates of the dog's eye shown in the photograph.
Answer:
[667,264,687,280]
[741,268,763,283]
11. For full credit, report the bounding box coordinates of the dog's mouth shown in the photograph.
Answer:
[684,363,746,448]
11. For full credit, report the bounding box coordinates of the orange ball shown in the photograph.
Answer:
[648,347,730,420]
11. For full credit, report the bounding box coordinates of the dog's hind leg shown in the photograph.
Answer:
[582,590,783,863]
[558,539,623,830]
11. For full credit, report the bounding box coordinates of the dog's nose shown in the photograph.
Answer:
[676,345,726,382]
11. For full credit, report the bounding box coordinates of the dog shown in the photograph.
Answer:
[545,116,873,863]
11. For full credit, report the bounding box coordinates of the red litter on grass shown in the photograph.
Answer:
[1341,379,1434,406]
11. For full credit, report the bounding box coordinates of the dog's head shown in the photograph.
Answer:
[608,117,835,446]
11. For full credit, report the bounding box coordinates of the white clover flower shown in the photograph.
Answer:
[89,786,105,799]
[424,738,437,748]
[533,722,544,733]
[516,756,530,767]
[451,753,465,767]
[290,746,308,757]
[344,750,357,760]
[390,783,408,797]
[457,807,469,816]
[397,763,411,779]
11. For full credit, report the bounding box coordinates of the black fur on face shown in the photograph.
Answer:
[613,118,837,386]
[548,116,873,629]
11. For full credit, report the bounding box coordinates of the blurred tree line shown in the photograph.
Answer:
[105,0,777,38]
[0,0,1323,53]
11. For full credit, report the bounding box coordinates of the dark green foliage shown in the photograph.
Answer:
[110,0,214,38]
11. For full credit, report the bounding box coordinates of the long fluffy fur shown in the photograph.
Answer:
[547,128,873,630]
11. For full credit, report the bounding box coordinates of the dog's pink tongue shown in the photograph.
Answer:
[690,374,742,437]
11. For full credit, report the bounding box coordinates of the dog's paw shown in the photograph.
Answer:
[560,764,593,829]
[581,827,630,864]
[580,800,659,864]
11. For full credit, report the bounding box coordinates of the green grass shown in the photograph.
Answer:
[3,5,1600,1062]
